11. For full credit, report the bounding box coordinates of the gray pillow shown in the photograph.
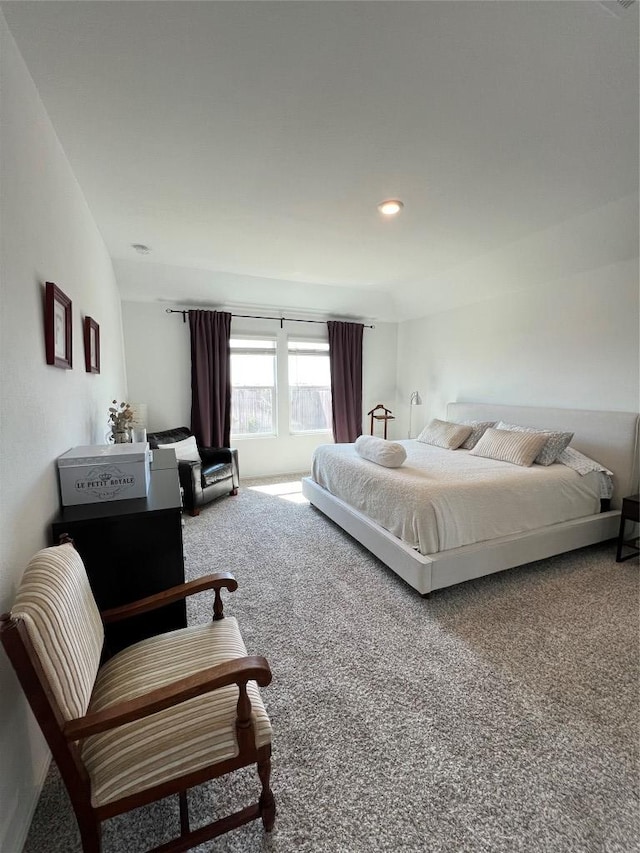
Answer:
[458,420,496,450]
[495,421,574,466]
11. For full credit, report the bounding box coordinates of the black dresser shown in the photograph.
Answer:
[51,448,186,654]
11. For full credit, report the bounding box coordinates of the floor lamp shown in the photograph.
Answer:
[408,391,422,438]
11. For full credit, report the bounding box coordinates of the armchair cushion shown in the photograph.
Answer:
[157,435,201,463]
[11,544,103,720]
[82,618,272,807]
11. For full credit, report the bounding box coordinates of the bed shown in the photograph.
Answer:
[301,402,640,595]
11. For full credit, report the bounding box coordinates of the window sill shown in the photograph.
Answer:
[231,434,277,441]
[230,431,332,441]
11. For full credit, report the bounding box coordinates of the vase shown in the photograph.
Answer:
[112,428,131,444]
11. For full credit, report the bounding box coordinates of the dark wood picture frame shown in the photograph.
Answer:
[45,282,72,369]
[83,316,100,374]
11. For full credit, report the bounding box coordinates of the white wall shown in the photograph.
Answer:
[396,257,639,437]
[362,320,400,439]
[122,302,192,431]
[115,257,395,321]
[122,301,398,476]
[0,14,127,851]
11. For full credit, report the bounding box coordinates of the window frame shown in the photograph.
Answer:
[287,337,332,436]
[229,336,278,440]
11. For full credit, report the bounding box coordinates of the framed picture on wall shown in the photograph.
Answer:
[84,316,100,374]
[45,282,72,369]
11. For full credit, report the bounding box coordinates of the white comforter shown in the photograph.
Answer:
[311,440,602,554]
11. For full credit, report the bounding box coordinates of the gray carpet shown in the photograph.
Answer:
[24,475,639,853]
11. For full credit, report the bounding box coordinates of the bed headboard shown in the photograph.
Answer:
[447,402,639,510]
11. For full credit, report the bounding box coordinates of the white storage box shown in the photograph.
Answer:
[57,443,151,506]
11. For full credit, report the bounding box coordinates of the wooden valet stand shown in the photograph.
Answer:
[368,404,395,439]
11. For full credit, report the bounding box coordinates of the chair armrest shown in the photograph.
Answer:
[177,459,201,473]
[177,459,202,510]
[199,447,235,466]
[147,427,191,448]
[101,573,238,624]
[63,655,271,740]
[200,447,239,494]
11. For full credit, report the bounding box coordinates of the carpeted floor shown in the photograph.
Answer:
[24,475,639,853]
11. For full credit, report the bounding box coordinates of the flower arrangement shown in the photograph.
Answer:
[108,400,134,439]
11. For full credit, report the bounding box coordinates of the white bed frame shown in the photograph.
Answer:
[302,403,639,595]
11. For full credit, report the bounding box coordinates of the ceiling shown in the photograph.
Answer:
[3,1,638,322]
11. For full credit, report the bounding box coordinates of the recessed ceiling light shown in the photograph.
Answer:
[131,243,151,254]
[377,199,404,216]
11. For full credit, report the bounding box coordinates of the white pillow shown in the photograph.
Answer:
[160,435,201,463]
[354,435,406,468]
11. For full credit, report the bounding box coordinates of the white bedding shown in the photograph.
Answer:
[311,440,603,555]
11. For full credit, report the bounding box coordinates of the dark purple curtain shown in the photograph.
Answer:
[188,310,232,447]
[327,320,364,443]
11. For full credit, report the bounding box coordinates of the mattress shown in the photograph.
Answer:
[311,440,603,555]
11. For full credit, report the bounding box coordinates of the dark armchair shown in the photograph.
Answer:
[146,427,239,517]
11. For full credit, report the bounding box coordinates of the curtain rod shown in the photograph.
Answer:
[165,308,374,329]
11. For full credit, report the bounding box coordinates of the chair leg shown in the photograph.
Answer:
[190,507,200,517]
[179,790,190,836]
[77,815,102,853]
[230,488,238,496]
[257,755,276,832]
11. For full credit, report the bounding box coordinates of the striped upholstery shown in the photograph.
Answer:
[11,544,104,720]
[416,419,473,450]
[470,427,548,467]
[81,618,272,807]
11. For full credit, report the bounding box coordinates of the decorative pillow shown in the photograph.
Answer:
[470,428,548,467]
[557,447,613,477]
[160,435,201,463]
[416,419,473,450]
[495,421,574,466]
[354,435,406,468]
[458,420,496,450]
[557,447,614,499]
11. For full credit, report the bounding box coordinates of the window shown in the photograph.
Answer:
[230,335,333,438]
[230,339,276,437]
[288,341,332,433]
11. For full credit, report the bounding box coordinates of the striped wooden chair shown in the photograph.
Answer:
[1,542,275,852]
